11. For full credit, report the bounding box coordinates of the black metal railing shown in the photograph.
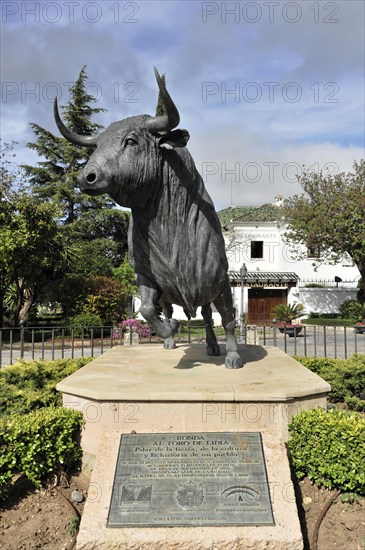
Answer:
[0,324,364,367]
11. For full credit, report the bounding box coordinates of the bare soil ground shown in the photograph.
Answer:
[1,473,364,550]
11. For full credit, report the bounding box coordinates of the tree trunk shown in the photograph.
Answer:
[0,289,4,328]
[19,288,36,323]
[353,259,365,302]
[13,285,36,325]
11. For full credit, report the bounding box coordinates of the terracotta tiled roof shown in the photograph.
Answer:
[218,204,286,225]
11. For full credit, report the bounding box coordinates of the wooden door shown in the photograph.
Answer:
[248,289,287,325]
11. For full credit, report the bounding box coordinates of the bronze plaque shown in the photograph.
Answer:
[107,432,274,527]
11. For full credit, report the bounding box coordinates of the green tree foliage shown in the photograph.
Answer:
[47,210,130,318]
[82,275,128,323]
[113,254,138,297]
[284,160,365,301]
[67,208,130,266]
[23,66,113,224]
[1,142,68,326]
[0,193,67,326]
[19,67,131,319]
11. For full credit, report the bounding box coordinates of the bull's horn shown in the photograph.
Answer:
[53,97,99,147]
[146,67,180,133]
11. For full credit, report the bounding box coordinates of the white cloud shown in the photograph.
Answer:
[0,0,363,212]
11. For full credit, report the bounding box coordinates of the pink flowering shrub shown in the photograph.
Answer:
[113,318,151,339]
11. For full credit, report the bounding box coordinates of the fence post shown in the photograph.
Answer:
[31,329,35,360]
[304,325,307,356]
[314,325,317,357]
[51,328,55,361]
[323,326,327,357]
[20,322,25,359]
[9,329,13,365]
[71,328,75,359]
[91,328,94,356]
[61,328,65,359]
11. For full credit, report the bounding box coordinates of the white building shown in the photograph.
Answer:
[135,198,360,325]
[222,198,360,325]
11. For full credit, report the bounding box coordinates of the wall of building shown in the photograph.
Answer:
[132,218,360,326]
[225,222,360,284]
[295,288,358,314]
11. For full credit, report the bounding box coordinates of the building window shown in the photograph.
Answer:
[251,241,263,259]
[307,244,321,258]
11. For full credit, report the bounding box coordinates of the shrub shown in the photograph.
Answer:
[307,312,340,319]
[339,300,365,321]
[272,303,305,324]
[302,318,354,326]
[83,275,127,323]
[293,354,365,411]
[288,408,365,494]
[115,318,151,338]
[0,407,84,495]
[0,358,91,416]
[69,311,103,337]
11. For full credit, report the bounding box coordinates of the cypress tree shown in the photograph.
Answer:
[23,66,114,224]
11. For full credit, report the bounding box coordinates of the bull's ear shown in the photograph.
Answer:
[158,129,190,149]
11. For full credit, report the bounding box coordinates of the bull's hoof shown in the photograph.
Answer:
[225,352,243,369]
[163,336,176,349]
[207,344,221,356]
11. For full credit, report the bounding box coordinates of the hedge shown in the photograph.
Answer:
[0,407,84,497]
[293,354,365,411]
[288,408,365,494]
[302,318,355,327]
[0,357,91,416]
[0,358,90,499]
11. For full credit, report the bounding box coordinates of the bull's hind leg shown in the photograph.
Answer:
[161,301,179,349]
[213,278,243,369]
[201,303,220,356]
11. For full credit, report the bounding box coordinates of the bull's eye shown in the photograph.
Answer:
[125,137,138,146]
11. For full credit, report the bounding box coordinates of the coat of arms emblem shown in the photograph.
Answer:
[176,483,204,508]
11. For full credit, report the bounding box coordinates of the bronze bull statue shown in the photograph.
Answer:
[54,68,243,368]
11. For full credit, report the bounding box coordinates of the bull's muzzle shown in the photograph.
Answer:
[77,170,99,194]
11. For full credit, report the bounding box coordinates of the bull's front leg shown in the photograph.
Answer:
[160,301,179,349]
[138,279,172,339]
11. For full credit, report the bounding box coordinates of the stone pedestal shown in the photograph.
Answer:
[76,430,303,550]
[57,344,330,460]
[56,344,330,550]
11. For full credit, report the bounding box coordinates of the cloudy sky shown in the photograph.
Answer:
[1,0,364,210]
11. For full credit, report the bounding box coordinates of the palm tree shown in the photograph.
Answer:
[272,303,305,326]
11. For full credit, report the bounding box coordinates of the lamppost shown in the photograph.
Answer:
[240,263,247,341]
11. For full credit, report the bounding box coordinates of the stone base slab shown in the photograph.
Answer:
[76,430,303,550]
